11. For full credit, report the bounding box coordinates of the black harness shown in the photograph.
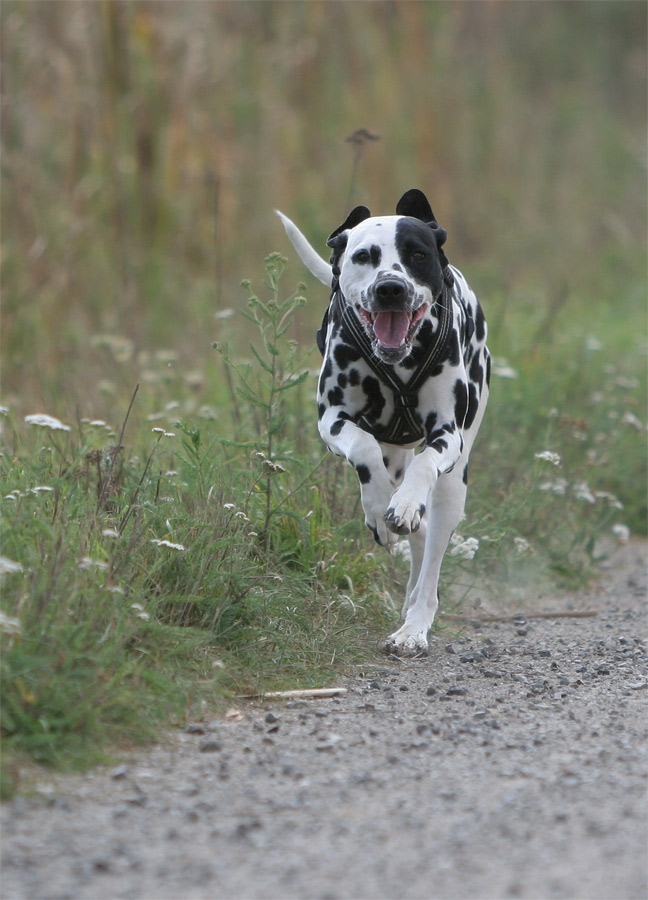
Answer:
[317,281,455,446]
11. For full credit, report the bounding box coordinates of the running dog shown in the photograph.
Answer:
[277,189,489,656]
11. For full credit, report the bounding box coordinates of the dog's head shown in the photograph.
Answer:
[328,189,450,364]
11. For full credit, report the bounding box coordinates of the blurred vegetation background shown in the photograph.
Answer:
[1,0,645,408]
[1,1,646,779]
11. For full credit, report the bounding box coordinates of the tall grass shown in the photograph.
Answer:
[1,2,645,787]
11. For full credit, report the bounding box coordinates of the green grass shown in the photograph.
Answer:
[1,2,646,792]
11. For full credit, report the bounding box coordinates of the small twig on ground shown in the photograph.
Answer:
[239,687,348,700]
[440,609,598,623]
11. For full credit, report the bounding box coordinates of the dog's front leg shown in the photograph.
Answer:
[319,411,397,550]
[385,423,463,535]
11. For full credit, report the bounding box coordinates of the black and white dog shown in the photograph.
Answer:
[277,189,489,656]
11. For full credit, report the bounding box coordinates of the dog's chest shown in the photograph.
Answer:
[321,307,465,447]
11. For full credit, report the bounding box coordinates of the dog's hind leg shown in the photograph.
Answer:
[385,469,468,656]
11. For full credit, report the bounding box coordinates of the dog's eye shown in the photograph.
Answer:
[412,251,427,261]
[353,249,371,264]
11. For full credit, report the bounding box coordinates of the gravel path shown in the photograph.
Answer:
[2,540,647,900]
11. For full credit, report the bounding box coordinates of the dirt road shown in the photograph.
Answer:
[2,541,646,900]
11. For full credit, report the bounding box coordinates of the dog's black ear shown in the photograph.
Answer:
[396,189,435,223]
[326,205,371,247]
[397,188,447,239]
[397,188,449,263]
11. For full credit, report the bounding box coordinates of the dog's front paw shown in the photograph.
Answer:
[385,491,425,536]
[382,626,429,658]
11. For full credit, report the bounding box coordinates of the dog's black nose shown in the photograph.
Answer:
[375,280,405,303]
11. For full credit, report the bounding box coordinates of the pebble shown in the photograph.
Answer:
[265,712,280,725]
[184,723,207,735]
[199,739,222,753]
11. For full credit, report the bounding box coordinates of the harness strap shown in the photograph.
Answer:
[321,283,454,445]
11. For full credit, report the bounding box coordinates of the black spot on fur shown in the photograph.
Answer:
[330,418,347,436]
[318,403,326,420]
[465,383,479,430]
[395,468,403,481]
[382,456,390,468]
[337,373,348,389]
[469,354,484,389]
[370,245,381,268]
[427,426,450,453]
[361,375,386,420]
[475,303,486,342]
[334,343,362,371]
[462,464,469,485]
[348,368,361,387]
[355,464,371,484]
[485,352,491,386]
[447,331,461,366]
[318,358,332,396]
[328,386,345,406]
[453,380,468,425]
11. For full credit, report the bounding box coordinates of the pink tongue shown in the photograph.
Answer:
[373,311,411,348]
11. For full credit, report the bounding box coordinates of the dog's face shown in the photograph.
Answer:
[327,190,450,364]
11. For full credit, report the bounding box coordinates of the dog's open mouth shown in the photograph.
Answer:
[356,304,428,352]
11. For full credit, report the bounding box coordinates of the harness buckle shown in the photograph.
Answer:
[394,391,418,409]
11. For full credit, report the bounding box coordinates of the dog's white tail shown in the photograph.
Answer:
[275,210,332,287]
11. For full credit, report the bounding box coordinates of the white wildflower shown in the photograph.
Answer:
[535,451,561,466]
[615,376,639,390]
[0,611,22,636]
[78,557,109,570]
[102,527,120,538]
[214,308,236,320]
[30,486,54,495]
[392,542,412,562]
[539,478,568,495]
[594,492,623,510]
[573,481,595,503]
[513,537,531,555]
[0,557,23,576]
[25,413,71,432]
[197,405,218,419]
[0,406,9,416]
[611,523,630,544]
[150,539,186,551]
[491,360,518,379]
[621,412,643,431]
[223,503,236,510]
[152,427,166,434]
[450,535,479,560]
[261,459,285,476]
[131,602,145,611]
[105,585,125,595]
[234,511,251,523]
